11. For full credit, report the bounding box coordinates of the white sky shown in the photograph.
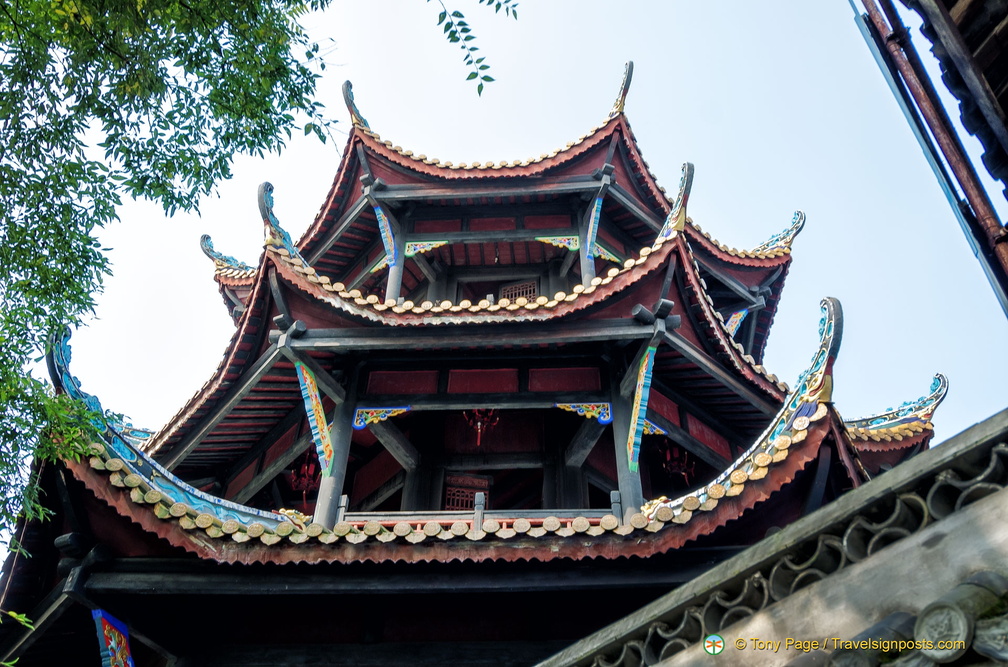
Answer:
[71,1,1008,446]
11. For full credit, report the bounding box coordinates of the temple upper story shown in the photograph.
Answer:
[45,63,946,568]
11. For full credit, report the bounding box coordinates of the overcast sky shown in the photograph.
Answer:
[71,1,1008,446]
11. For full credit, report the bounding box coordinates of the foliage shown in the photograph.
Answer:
[0,0,516,551]
[431,0,517,95]
[0,608,34,666]
[0,0,336,550]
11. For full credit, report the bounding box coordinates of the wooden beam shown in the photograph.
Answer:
[607,183,665,232]
[268,268,293,329]
[651,379,752,444]
[231,432,312,504]
[644,411,730,471]
[305,195,370,265]
[355,470,407,511]
[220,407,305,487]
[0,576,75,663]
[276,318,654,352]
[559,248,579,278]
[563,418,607,468]
[696,259,765,307]
[662,330,779,416]
[450,266,546,282]
[346,239,387,290]
[368,420,419,470]
[440,452,543,470]
[371,177,601,204]
[277,337,346,405]
[349,391,607,412]
[161,345,283,470]
[410,226,576,245]
[410,251,439,283]
[913,0,1008,160]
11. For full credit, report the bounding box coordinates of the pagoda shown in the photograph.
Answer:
[0,64,946,666]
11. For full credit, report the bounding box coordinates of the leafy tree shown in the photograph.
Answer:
[0,0,515,548]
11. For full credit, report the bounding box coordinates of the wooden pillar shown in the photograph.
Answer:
[546,260,565,299]
[556,464,586,509]
[610,378,644,521]
[542,459,558,509]
[315,370,358,528]
[426,270,445,303]
[429,467,446,510]
[401,465,432,511]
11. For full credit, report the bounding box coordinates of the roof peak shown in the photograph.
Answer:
[609,61,634,118]
[341,80,370,129]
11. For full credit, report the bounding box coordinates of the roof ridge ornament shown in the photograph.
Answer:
[259,182,309,264]
[844,373,949,431]
[200,234,253,272]
[609,61,634,118]
[656,162,694,242]
[642,296,843,521]
[751,210,806,254]
[342,80,370,130]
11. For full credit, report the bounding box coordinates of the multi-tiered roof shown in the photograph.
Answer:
[1,63,947,666]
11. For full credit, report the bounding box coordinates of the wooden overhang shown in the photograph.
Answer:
[901,0,1008,195]
[683,220,798,365]
[296,113,669,284]
[148,203,801,493]
[42,296,933,568]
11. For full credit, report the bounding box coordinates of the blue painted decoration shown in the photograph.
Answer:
[752,210,806,253]
[353,407,411,430]
[555,403,612,424]
[92,610,135,667]
[724,309,748,336]
[295,361,334,475]
[259,182,309,265]
[585,196,603,259]
[49,329,296,532]
[657,162,694,241]
[626,346,658,472]
[373,204,398,268]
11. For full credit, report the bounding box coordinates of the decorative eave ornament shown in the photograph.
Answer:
[260,182,309,265]
[609,61,634,118]
[845,373,949,440]
[751,210,806,254]
[200,234,253,273]
[657,162,695,241]
[342,80,370,130]
[642,297,843,521]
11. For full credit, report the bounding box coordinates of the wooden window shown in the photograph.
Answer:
[500,278,538,301]
[443,474,491,510]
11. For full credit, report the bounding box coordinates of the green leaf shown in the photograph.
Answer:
[467,72,478,80]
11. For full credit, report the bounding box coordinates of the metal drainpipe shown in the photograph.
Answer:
[861,0,1008,297]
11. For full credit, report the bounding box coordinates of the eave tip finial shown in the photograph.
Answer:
[655,162,694,242]
[751,210,806,254]
[609,61,634,118]
[342,80,371,130]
